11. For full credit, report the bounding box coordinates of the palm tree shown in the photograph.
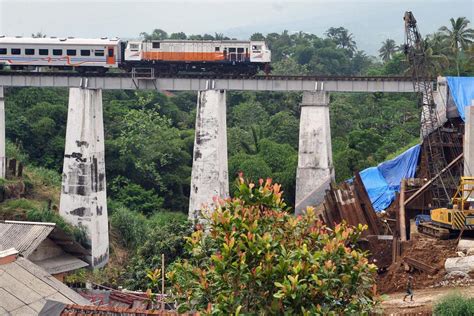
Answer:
[325,27,357,56]
[404,41,449,78]
[339,31,357,56]
[439,17,474,75]
[379,39,397,62]
[241,125,263,155]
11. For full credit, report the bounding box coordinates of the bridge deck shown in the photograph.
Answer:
[0,72,416,92]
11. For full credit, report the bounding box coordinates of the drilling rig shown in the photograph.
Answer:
[403,11,461,208]
[404,11,465,238]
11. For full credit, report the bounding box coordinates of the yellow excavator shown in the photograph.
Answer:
[417,177,474,239]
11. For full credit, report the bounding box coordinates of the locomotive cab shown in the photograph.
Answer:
[249,41,271,63]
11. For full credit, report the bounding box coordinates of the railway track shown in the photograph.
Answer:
[0,70,415,81]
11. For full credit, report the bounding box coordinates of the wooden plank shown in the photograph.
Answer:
[400,179,407,241]
[404,153,463,206]
[354,172,381,235]
[404,256,437,274]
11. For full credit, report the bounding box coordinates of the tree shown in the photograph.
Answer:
[439,17,474,75]
[250,32,265,41]
[230,101,269,128]
[325,27,357,56]
[140,29,168,40]
[379,39,397,62]
[439,17,474,51]
[114,109,191,211]
[168,178,379,314]
[228,153,272,183]
[265,111,300,148]
[169,32,187,40]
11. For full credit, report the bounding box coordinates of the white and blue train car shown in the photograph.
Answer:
[0,37,121,72]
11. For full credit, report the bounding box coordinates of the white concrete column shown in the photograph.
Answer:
[465,102,474,177]
[60,88,108,268]
[0,87,5,178]
[295,91,334,215]
[189,90,228,221]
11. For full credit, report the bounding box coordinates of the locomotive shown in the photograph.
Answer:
[0,36,271,75]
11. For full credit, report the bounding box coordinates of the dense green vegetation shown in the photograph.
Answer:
[168,177,379,314]
[1,18,473,293]
[433,293,474,315]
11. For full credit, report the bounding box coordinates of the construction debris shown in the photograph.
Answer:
[377,235,458,293]
[321,172,381,236]
[404,256,438,274]
[445,255,474,273]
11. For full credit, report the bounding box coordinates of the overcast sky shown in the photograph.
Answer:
[0,0,472,55]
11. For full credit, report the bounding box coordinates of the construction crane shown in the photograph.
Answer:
[417,177,474,239]
[403,11,460,208]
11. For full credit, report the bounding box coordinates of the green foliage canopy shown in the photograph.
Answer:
[168,178,379,314]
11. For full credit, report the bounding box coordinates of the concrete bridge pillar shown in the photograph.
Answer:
[189,89,229,221]
[0,87,5,178]
[465,101,474,177]
[295,91,334,215]
[60,88,108,268]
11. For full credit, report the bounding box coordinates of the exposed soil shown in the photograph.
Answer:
[377,234,458,294]
[381,285,474,315]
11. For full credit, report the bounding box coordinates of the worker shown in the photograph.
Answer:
[403,275,414,302]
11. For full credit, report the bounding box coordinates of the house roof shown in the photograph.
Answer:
[0,219,90,257]
[0,256,90,314]
[55,304,186,315]
[0,221,55,257]
[33,254,89,275]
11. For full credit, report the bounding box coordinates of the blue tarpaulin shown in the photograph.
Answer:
[446,76,474,121]
[359,144,421,212]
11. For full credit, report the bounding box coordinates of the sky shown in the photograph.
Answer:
[0,0,472,55]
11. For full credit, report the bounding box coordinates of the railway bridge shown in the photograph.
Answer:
[0,72,418,267]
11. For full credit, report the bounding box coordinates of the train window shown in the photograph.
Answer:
[53,49,62,56]
[11,48,21,55]
[152,42,160,49]
[0,48,6,55]
[130,44,139,51]
[25,49,35,55]
[108,48,114,57]
[67,49,76,56]
[80,50,91,56]
[215,47,220,52]
[229,48,236,53]
[252,45,262,50]
[95,50,104,56]
[39,49,48,55]
[237,48,244,53]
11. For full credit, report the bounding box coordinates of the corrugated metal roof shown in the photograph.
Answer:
[34,254,89,275]
[0,221,55,257]
[0,257,90,314]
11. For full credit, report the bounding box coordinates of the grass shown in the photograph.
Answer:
[433,293,474,316]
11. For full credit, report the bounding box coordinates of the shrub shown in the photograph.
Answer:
[109,177,164,215]
[433,293,474,316]
[110,205,148,248]
[168,177,379,314]
[26,206,88,247]
[123,212,192,290]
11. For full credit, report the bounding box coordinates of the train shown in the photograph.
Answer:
[0,36,272,75]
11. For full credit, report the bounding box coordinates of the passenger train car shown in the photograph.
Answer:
[0,36,271,75]
[0,37,121,72]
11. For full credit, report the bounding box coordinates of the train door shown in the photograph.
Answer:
[107,46,115,65]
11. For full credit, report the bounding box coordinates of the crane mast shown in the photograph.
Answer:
[403,11,459,207]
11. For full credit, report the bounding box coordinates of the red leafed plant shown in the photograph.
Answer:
[167,175,380,314]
